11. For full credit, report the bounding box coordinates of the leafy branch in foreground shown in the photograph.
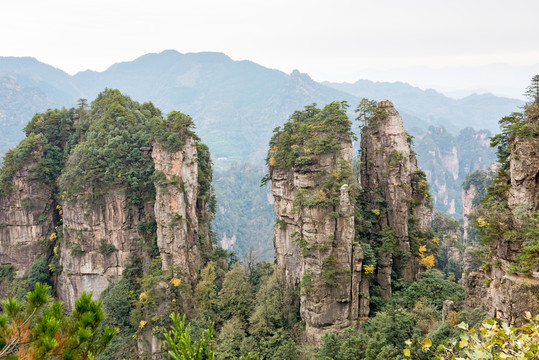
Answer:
[163,313,258,360]
[0,282,117,359]
[404,313,539,359]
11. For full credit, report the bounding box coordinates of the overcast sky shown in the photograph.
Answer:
[1,0,538,99]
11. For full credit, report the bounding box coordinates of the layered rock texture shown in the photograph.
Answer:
[58,189,154,306]
[465,101,539,324]
[269,102,363,342]
[153,139,212,283]
[0,90,213,311]
[0,142,55,276]
[360,100,433,297]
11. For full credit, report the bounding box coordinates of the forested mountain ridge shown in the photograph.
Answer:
[325,79,523,134]
[0,51,521,261]
[0,50,523,166]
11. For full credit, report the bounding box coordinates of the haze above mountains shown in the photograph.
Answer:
[0,50,523,167]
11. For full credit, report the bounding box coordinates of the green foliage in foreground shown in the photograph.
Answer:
[164,313,258,360]
[0,282,117,359]
[405,313,539,359]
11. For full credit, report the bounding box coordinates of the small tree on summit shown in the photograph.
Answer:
[525,74,539,104]
[77,98,88,111]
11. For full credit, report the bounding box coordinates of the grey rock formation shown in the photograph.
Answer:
[0,146,54,277]
[271,139,363,343]
[57,137,211,307]
[58,188,152,307]
[153,139,204,283]
[360,100,433,295]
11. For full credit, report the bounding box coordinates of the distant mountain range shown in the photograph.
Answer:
[0,50,523,167]
[0,50,526,259]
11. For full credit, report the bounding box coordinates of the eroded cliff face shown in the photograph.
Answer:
[360,100,433,296]
[484,135,539,323]
[58,188,153,306]
[153,139,208,283]
[465,102,539,324]
[0,145,54,277]
[272,143,361,342]
[269,102,363,343]
[57,139,211,306]
[462,183,477,243]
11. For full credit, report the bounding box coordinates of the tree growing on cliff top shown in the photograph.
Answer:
[525,74,539,104]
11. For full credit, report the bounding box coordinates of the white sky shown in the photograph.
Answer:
[1,0,538,98]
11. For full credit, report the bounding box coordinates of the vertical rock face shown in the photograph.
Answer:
[462,184,477,242]
[57,138,211,306]
[464,100,539,324]
[58,188,152,306]
[485,135,539,323]
[272,145,360,342]
[152,139,206,283]
[360,100,432,295]
[270,102,362,343]
[0,146,54,276]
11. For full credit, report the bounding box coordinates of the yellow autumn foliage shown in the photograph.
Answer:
[477,217,488,227]
[170,278,181,287]
[419,254,435,269]
[363,264,375,274]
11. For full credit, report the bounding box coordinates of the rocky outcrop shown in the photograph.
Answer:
[58,188,152,306]
[152,139,207,283]
[271,145,362,342]
[270,102,363,343]
[508,138,539,215]
[462,183,477,243]
[464,101,539,324]
[0,145,54,276]
[360,100,433,294]
[57,138,211,306]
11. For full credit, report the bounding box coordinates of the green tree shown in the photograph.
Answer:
[195,263,218,311]
[77,98,88,110]
[218,265,254,324]
[355,98,378,128]
[525,74,539,103]
[0,283,117,359]
[215,317,245,360]
[164,313,214,360]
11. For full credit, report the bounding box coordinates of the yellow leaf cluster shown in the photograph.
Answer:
[53,246,58,256]
[419,254,435,269]
[269,157,276,167]
[418,245,427,255]
[139,292,148,302]
[318,190,327,199]
[290,144,298,149]
[363,264,375,274]
[477,217,488,227]
[49,233,57,241]
[139,320,147,329]
[170,277,181,287]
[431,237,440,244]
